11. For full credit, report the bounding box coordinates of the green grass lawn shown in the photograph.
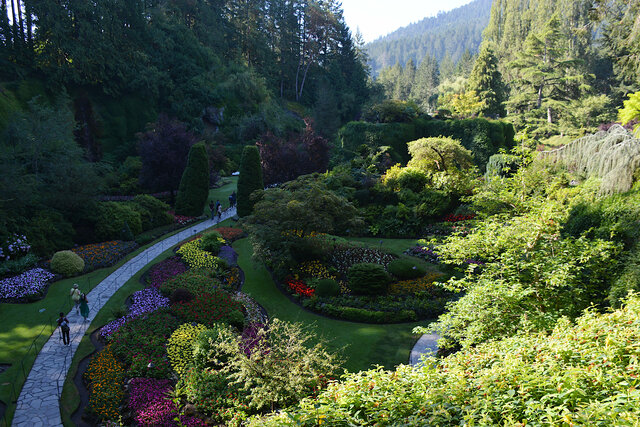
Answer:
[202,176,238,216]
[234,238,426,373]
[344,236,420,257]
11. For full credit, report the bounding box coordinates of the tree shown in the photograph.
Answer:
[237,145,264,217]
[174,142,210,216]
[467,43,506,117]
[213,319,341,411]
[411,55,440,111]
[407,137,474,173]
[137,115,196,202]
[618,91,640,137]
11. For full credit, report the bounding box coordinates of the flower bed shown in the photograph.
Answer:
[100,288,170,338]
[297,260,335,280]
[147,256,188,288]
[160,269,219,297]
[233,292,266,324]
[169,211,199,226]
[172,289,245,328]
[405,245,440,263]
[216,227,245,241]
[71,240,139,271]
[84,345,125,422]
[389,273,443,295]
[176,239,226,270]
[0,268,55,301]
[285,277,315,297]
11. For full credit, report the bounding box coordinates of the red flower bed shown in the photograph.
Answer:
[442,214,476,223]
[168,211,199,226]
[215,227,244,241]
[172,289,244,328]
[285,277,315,297]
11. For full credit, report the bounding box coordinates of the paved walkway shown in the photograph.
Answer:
[409,332,440,366]
[12,208,236,427]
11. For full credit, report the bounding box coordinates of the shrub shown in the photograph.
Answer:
[50,250,85,276]
[387,258,426,280]
[131,194,173,230]
[347,263,390,295]
[237,145,264,217]
[180,368,247,421]
[167,323,207,378]
[192,323,239,370]
[170,288,194,304]
[160,269,219,297]
[94,201,143,241]
[200,230,225,255]
[215,227,244,241]
[175,142,210,216]
[22,210,75,257]
[0,253,38,277]
[176,239,227,270]
[485,153,520,178]
[315,278,340,297]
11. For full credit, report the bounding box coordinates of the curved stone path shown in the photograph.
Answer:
[409,332,440,366]
[12,208,236,427]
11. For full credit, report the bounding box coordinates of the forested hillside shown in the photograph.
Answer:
[366,0,491,76]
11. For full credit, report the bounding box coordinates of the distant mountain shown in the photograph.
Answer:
[366,0,493,76]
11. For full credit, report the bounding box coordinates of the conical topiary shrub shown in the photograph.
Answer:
[175,142,210,217]
[237,145,264,217]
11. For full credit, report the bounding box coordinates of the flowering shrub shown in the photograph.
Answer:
[160,269,219,297]
[443,213,476,222]
[0,234,30,261]
[216,226,245,241]
[167,323,207,377]
[0,268,54,300]
[180,368,249,422]
[128,377,208,426]
[285,277,315,297]
[70,240,138,271]
[147,256,187,288]
[169,210,199,226]
[172,289,245,328]
[329,246,395,276]
[84,345,125,421]
[297,260,335,280]
[389,273,443,294]
[100,288,170,338]
[176,238,226,270]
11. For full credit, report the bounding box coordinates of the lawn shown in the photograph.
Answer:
[203,176,238,216]
[234,238,426,373]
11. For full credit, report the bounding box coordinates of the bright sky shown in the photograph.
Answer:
[341,0,475,43]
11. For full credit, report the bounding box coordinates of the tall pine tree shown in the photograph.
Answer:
[237,145,264,217]
[467,43,506,117]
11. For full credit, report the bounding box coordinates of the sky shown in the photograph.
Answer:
[341,0,475,43]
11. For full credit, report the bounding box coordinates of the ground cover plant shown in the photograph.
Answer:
[0,267,55,301]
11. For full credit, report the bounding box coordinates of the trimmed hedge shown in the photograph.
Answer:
[237,145,264,217]
[175,142,210,217]
[315,278,340,297]
[50,250,85,276]
[347,263,390,295]
[338,117,515,168]
[387,258,426,280]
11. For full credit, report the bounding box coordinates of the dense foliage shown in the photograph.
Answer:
[237,146,264,217]
[175,142,210,216]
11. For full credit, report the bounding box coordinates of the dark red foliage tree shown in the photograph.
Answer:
[137,114,197,201]
[257,118,329,185]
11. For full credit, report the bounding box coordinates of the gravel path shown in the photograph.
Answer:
[409,332,440,366]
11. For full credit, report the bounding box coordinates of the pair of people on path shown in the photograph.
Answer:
[210,200,223,221]
[228,191,236,208]
[69,284,90,320]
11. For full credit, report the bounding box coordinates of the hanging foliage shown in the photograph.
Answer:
[540,125,640,194]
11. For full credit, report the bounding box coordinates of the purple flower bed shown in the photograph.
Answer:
[147,256,188,288]
[128,378,207,427]
[405,245,440,264]
[100,288,170,339]
[218,245,237,267]
[0,268,55,300]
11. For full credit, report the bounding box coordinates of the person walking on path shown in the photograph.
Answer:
[79,293,90,322]
[216,203,223,221]
[70,283,81,314]
[57,312,70,345]
[209,201,216,221]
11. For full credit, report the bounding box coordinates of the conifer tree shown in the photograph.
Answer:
[174,142,210,217]
[468,43,506,117]
[237,145,264,217]
[411,55,440,111]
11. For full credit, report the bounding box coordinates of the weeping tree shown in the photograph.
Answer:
[540,125,640,194]
[174,142,210,216]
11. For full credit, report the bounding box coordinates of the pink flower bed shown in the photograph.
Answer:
[147,256,188,288]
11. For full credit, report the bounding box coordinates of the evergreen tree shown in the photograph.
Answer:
[467,43,506,117]
[411,55,440,111]
[396,58,416,100]
[174,142,210,217]
[237,145,264,217]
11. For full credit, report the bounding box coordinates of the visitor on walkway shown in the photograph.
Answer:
[70,284,81,314]
[217,203,223,221]
[229,191,236,208]
[57,313,70,345]
[79,293,90,322]
[209,201,215,221]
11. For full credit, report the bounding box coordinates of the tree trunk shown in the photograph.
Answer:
[0,0,10,48]
[25,0,31,52]
[15,0,23,45]
[536,85,543,109]
[298,60,311,101]
[10,0,17,48]
[547,106,553,124]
